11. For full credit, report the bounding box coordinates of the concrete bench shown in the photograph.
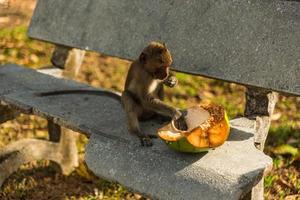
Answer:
[1,0,299,199]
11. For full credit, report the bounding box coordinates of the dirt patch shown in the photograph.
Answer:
[0,161,145,200]
[0,0,36,28]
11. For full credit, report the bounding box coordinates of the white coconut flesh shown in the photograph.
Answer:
[185,107,211,131]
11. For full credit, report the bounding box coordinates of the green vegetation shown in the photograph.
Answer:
[0,26,53,68]
[0,22,299,200]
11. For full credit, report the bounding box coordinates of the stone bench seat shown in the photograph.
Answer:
[0,64,271,199]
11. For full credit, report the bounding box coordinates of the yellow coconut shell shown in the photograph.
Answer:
[208,117,230,147]
[186,127,210,148]
[158,103,230,152]
[158,122,184,142]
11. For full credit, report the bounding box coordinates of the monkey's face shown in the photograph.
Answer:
[140,42,173,80]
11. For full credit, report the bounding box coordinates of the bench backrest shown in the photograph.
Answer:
[28,0,300,96]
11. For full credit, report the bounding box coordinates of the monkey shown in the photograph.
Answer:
[35,42,182,147]
[121,42,182,146]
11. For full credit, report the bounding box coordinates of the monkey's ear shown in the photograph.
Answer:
[139,52,147,64]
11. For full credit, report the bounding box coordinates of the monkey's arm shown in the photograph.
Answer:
[121,90,154,146]
[163,74,178,88]
[143,95,181,120]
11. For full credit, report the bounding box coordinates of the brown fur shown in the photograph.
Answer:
[121,42,181,146]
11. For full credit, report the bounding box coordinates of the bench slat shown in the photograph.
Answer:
[0,64,271,199]
[29,0,300,95]
[0,64,88,96]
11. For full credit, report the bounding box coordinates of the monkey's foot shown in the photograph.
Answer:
[148,134,158,139]
[140,136,153,147]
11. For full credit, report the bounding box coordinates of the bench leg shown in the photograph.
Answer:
[49,45,86,174]
[48,120,79,175]
[58,129,79,174]
[51,44,86,79]
[0,132,80,185]
[0,138,62,186]
[250,180,264,200]
[0,120,78,187]
[244,87,278,200]
[62,48,86,78]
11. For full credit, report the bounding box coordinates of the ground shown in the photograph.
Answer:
[0,1,299,199]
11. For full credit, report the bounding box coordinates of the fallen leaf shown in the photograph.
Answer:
[271,112,282,121]
[285,194,300,200]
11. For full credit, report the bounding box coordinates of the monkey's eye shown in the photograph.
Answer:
[159,59,164,64]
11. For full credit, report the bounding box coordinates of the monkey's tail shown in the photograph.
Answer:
[35,89,122,102]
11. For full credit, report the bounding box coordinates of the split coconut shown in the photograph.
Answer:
[158,104,230,153]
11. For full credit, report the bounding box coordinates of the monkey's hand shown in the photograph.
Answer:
[173,109,183,120]
[163,75,178,88]
[173,109,188,131]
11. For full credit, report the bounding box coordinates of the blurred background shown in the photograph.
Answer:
[0,0,299,199]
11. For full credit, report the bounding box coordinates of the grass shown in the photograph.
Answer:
[0,26,53,68]
[0,8,299,200]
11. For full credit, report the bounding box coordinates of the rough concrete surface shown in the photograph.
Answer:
[86,118,272,200]
[0,64,88,96]
[0,64,272,199]
[29,0,300,95]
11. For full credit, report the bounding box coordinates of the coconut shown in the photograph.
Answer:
[157,104,230,153]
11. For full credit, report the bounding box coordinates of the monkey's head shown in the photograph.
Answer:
[139,42,173,80]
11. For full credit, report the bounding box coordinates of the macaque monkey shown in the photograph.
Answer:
[36,42,181,146]
[121,42,181,146]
